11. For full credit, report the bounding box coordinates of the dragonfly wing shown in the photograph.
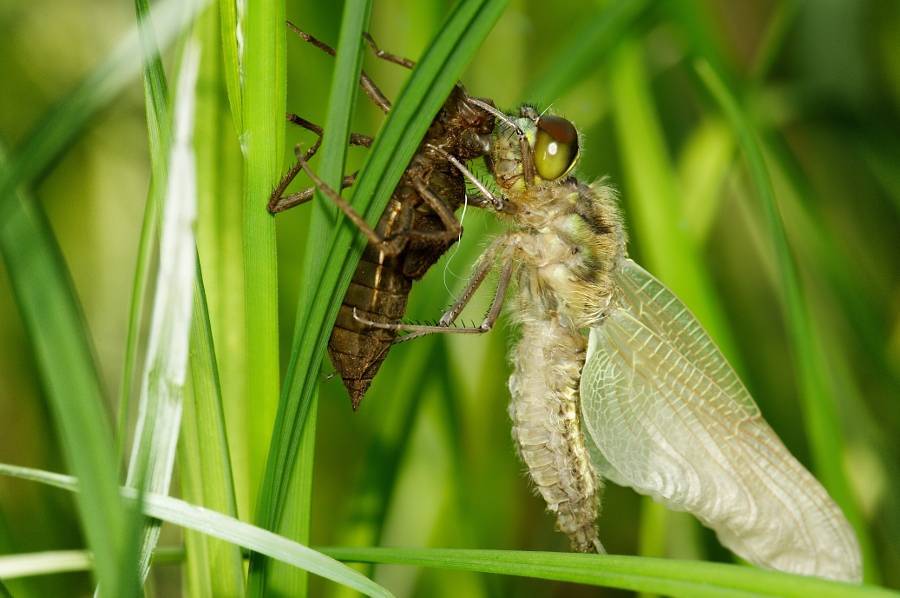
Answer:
[579,258,861,581]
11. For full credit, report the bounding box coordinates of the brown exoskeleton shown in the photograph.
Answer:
[270,23,497,409]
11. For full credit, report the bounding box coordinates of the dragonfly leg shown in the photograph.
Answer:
[424,143,505,211]
[287,113,373,148]
[268,114,371,214]
[404,178,462,244]
[293,148,408,256]
[269,172,357,214]
[353,239,512,341]
[287,21,392,113]
[363,32,415,69]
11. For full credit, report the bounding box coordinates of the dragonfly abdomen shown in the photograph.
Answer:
[508,317,603,552]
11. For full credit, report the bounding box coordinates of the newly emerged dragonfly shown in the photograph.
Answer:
[360,104,862,581]
[270,24,497,409]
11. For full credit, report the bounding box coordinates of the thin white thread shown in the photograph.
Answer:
[441,191,470,294]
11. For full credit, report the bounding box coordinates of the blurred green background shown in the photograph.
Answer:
[1,0,898,596]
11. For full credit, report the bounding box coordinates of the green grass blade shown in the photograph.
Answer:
[177,6,246,596]
[0,0,207,212]
[253,6,509,573]
[321,547,895,598]
[523,0,650,104]
[609,39,741,369]
[179,261,245,597]
[694,59,873,580]
[123,41,202,583]
[0,551,93,581]
[238,0,284,512]
[677,117,735,243]
[0,465,393,598]
[117,0,175,459]
[248,2,371,594]
[0,146,128,593]
[0,549,186,582]
[217,0,243,133]
[189,0,250,521]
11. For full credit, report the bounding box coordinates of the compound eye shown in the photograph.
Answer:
[533,115,579,180]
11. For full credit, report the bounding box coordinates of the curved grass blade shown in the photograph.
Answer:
[117,0,175,457]
[123,41,202,584]
[179,262,245,597]
[0,145,128,595]
[0,0,208,216]
[608,39,740,364]
[0,552,93,581]
[252,0,508,578]
[0,465,393,598]
[322,547,895,598]
[523,0,651,104]
[0,549,185,582]
[694,59,874,581]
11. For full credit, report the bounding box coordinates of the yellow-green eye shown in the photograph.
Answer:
[533,115,579,180]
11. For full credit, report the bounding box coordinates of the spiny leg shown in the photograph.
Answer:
[268,115,372,214]
[425,143,505,211]
[353,238,512,340]
[287,113,373,148]
[294,148,408,256]
[403,177,462,244]
[286,20,392,113]
[363,32,415,69]
[269,173,358,214]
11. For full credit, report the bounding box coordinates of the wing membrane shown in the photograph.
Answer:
[580,258,861,581]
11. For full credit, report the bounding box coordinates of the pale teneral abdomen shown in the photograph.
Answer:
[508,316,603,552]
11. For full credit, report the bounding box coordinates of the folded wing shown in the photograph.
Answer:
[580,258,861,581]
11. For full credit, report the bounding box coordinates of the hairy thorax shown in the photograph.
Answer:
[506,180,624,329]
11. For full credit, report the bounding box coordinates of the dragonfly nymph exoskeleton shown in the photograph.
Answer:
[270,23,498,410]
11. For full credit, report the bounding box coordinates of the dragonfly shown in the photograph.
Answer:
[270,23,498,409]
[357,103,863,581]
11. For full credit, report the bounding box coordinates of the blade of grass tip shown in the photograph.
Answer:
[238,0,284,514]
[321,548,897,598]
[0,0,208,217]
[123,41,201,583]
[253,3,508,576]
[0,465,393,598]
[694,59,873,581]
[248,2,370,595]
[179,259,245,597]
[0,144,128,594]
[523,0,651,105]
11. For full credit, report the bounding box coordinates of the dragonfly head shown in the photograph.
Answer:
[488,105,582,198]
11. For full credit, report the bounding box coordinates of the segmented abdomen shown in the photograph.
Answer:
[508,317,603,552]
[328,194,414,409]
